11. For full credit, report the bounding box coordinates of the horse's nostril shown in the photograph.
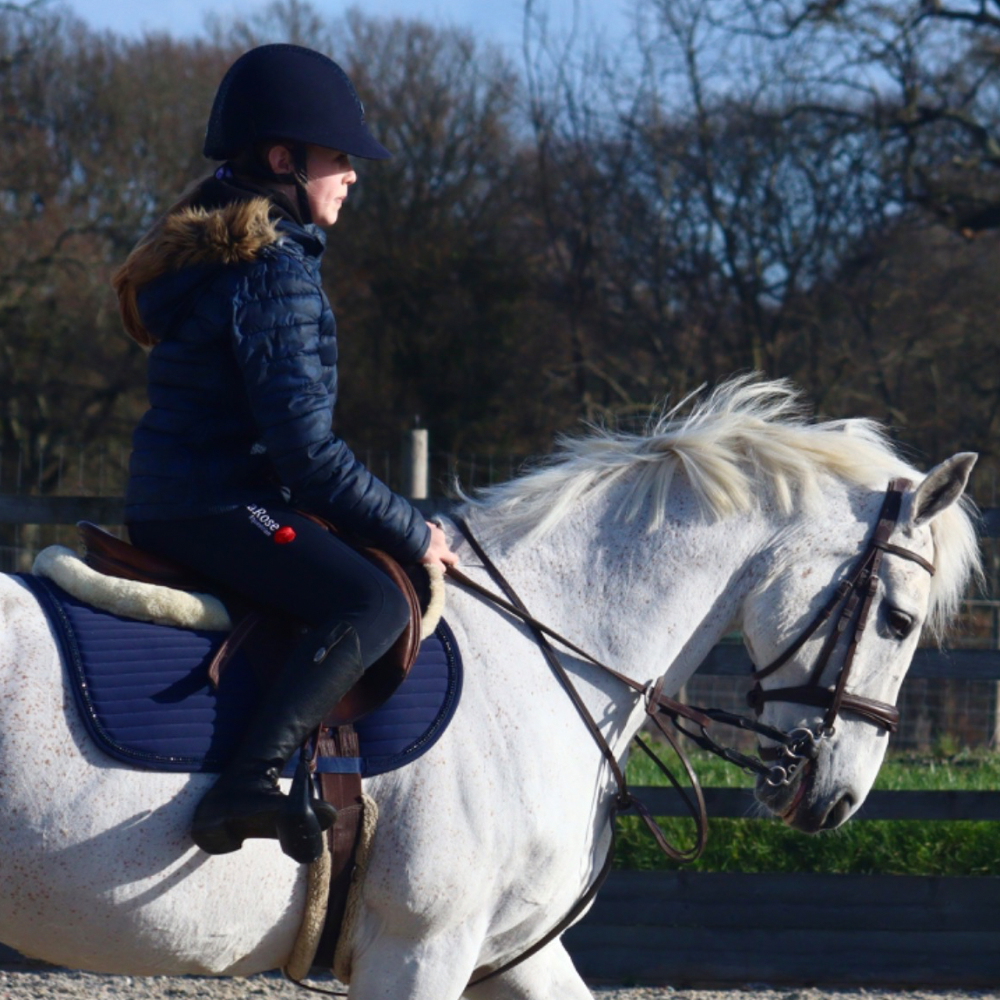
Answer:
[823,793,855,830]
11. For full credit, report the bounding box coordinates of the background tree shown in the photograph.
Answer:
[680,0,1000,472]
[0,8,227,494]
[720,0,1000,234]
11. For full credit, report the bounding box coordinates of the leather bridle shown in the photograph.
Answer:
[746,478,935,778]
[448,478,935,797]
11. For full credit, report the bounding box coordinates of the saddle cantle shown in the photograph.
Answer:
[75,521,204,590]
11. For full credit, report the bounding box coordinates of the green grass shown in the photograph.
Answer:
[616,744,1000,875]
[875,748,1000,791]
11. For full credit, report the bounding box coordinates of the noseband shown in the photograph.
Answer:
[747,478,935,773]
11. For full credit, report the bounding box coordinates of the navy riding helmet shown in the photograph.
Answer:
[203,44,391,162]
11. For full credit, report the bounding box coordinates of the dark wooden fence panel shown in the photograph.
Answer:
[698,643,1000,680]
[629,785,1000,820]
[564,870,1000,987]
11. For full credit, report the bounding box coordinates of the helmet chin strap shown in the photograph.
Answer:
[288,144,314,226]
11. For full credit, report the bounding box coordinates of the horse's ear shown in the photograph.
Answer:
[912,453,978,526]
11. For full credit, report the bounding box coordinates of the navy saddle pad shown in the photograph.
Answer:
[21,574,462,777]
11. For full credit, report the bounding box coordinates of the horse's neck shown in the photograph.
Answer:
[463,491,769,731]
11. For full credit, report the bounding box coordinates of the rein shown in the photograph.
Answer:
[450,516,707,989]
[450,478,936,793]
[447,517,832,804]
[450,520,708,858]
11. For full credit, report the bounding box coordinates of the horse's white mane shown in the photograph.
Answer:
[464,375,981,638]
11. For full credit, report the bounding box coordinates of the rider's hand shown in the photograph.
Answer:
[420,521,459,571]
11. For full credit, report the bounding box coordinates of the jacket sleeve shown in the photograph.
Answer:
[230,253,431,563]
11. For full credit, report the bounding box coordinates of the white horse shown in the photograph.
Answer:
[0,378,981,999]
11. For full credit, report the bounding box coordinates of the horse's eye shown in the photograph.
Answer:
[884,606,915,639]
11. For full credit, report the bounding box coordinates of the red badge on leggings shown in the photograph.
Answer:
[247,505,295,544]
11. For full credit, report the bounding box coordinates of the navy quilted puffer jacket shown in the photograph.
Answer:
[115,177,430,564]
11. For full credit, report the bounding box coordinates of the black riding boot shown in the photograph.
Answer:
[191,620,365,863]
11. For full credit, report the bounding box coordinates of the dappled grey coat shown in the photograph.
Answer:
[113,178,430,564]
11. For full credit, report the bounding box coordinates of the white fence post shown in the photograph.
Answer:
[403,427,429,501]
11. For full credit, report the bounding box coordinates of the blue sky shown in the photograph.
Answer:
[65,0,633,57]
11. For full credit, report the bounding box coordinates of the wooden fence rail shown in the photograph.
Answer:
[0,495,125,525]
[628,784,1000,820]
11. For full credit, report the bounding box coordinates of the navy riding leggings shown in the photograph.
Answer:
[128,505,410,668]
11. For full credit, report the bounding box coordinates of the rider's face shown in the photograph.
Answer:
[304,146,357,227]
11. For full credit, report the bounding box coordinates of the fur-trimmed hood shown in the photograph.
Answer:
[113,196,282,348]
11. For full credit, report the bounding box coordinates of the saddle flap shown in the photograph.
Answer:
[291,512,424,727]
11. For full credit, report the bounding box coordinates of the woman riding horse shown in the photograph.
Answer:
[112,44,458,866]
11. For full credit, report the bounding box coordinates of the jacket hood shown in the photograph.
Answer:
[113,174,297,348]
